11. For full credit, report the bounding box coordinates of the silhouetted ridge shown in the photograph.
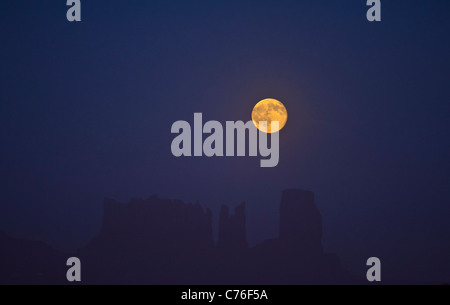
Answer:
[77,190,350,284]
[0,190,352,284]
[79,195,215,284]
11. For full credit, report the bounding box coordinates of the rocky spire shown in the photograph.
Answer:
[218,202,248,253]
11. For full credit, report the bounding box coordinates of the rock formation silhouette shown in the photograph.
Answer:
[79,195,216,284]
[279,189,323,253]
[218,202,248,254]
[247,189,341,284]
[77,189,348,284]
[0,189,352,284]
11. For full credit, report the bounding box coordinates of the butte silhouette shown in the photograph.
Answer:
[0,189,352,284]
[77,189,350,284]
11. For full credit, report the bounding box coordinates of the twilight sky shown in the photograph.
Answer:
[0,0,449,282]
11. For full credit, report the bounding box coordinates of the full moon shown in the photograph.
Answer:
[252,98,288,133]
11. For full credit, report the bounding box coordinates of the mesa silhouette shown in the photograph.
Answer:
[78,189,349,284]
[0,189,351,284]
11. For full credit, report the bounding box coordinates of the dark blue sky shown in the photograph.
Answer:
[1,1,449,282]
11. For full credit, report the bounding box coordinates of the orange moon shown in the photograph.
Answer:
[252,98,288,133]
